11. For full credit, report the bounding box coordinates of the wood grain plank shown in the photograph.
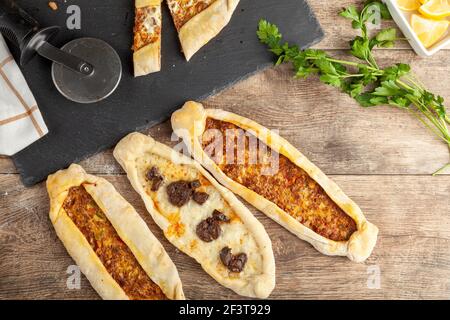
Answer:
[1,0,449,301]
[310,0,449,50]
[1,174,448,299]
[203,50,450,175]
[2,50,447,176]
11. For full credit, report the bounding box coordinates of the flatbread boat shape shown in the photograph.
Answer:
[113,132,275,299]
[47,164,185,300]
[167,0,241,61]
[133,0,162,76]
[171,101,379,263]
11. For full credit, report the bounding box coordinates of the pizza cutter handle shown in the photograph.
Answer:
[36,41,94,76]
[0,0,39,48]
[0,0,93,75]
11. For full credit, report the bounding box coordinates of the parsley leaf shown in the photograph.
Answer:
[374,28,397,48]
[257,1,450,173]
[257,19,282,50]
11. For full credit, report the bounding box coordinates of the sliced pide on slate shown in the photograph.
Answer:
[133,0,162,76]
[113,133,275,298]
[171,101,379,263]
[47,164,184,300]
[166,0,240,61]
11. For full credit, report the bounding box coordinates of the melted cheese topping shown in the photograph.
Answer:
[202,118,357,242]
[135,153,263,277]
[167,0,216,30]
[63,186,167,300]
[133,5,162,51]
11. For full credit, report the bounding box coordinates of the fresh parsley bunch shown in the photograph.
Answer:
[257,1,450,174]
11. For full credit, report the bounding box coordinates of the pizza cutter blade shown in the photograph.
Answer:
[51,38,122,104]
[0,0,122,104]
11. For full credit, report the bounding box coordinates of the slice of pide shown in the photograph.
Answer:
[171,101,379,263]
[47,164,184,300]
[166,0,240,61]
[133,0,162,76]
[113,132,275,298]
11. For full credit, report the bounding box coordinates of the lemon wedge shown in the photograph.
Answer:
[419,0,429,4]
[397,0,422,10]
[411,14,449,47]
[419,0,450,19]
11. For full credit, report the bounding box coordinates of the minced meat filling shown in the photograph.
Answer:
[167,0,216,30]
[202,118,357,242]
[62,186,167,300]
[133,6,161,51]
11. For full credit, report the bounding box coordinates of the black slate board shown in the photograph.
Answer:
[11,0,323,186]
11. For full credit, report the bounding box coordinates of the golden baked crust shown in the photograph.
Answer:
[113,133,276,298]
[171,101,379,262]
[133,0,162,76]
[47,164,185,300]
[169,0,240,61]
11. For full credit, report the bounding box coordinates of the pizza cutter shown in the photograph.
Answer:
[0,0,122,104]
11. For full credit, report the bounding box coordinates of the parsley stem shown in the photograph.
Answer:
[403,75,423,92]
[341,74,364,78]
[412,102,450,142]
[433,163,450,176]
[258,3,450,174]
[412,74,427,91]
[326,58,358,66]
[408,109,447,143]
[396,79,415,92]
[366,55,379,70]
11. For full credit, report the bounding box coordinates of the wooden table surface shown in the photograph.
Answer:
[1,0,449,300]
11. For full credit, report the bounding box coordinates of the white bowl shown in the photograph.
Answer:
[383,0,450,56]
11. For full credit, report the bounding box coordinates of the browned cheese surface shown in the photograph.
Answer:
[133,6,161,51]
